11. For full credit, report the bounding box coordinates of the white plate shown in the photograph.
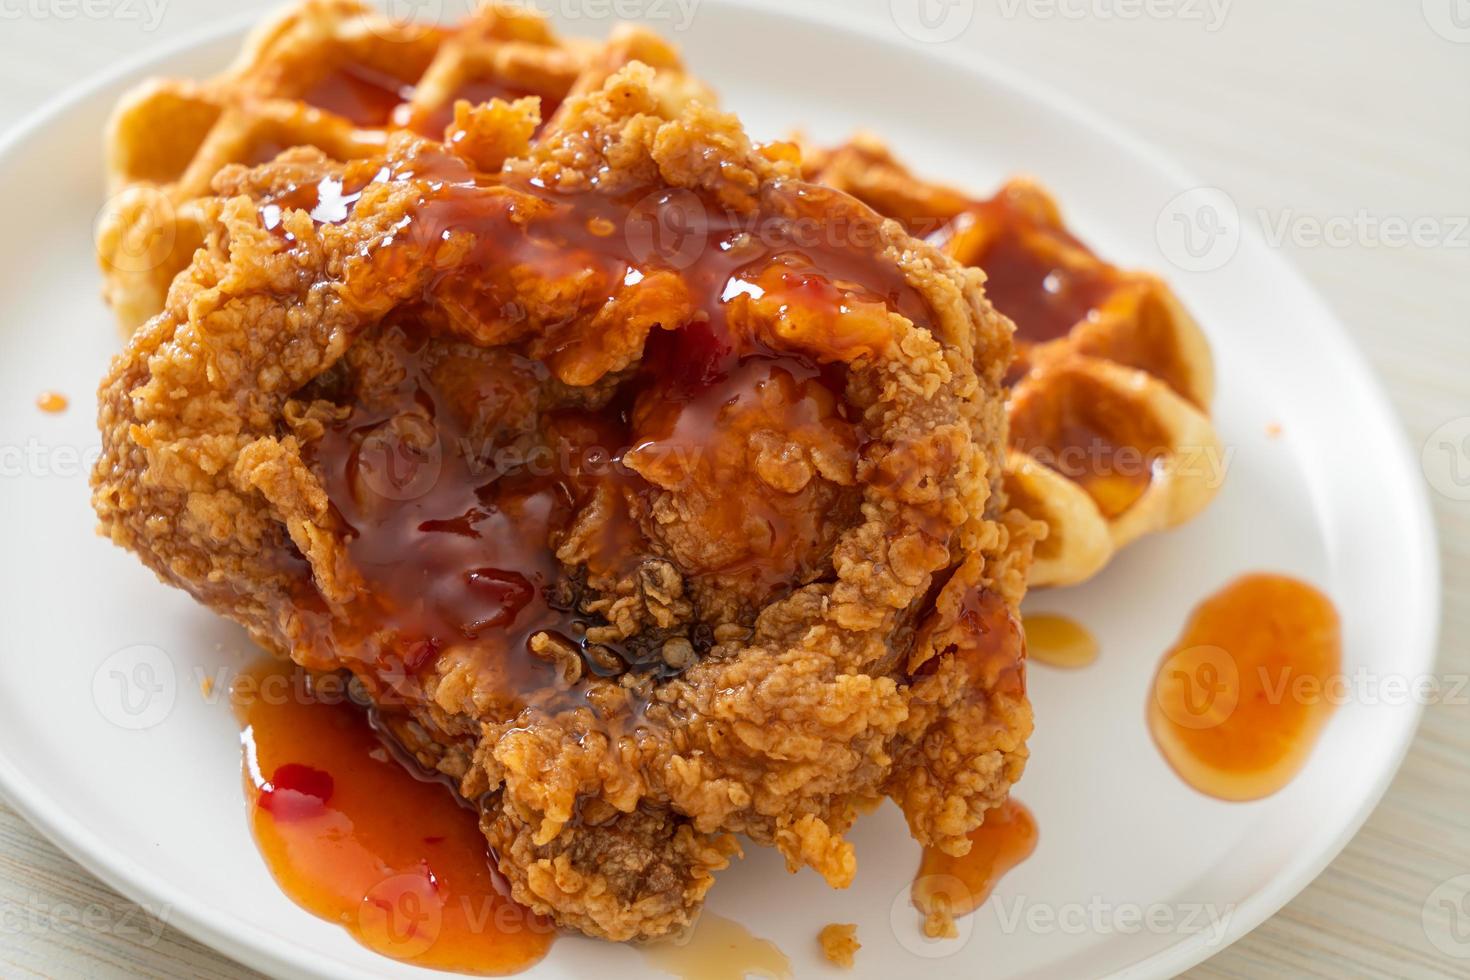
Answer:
[0,2,1439,978]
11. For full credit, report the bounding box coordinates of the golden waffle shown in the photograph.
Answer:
[805,135,1221,586]
[97,1,1212,590]
[97,0,618,335]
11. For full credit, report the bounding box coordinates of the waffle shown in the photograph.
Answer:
[97,0,704,334]
[805,136,1221,586]
[97,1,1219,590]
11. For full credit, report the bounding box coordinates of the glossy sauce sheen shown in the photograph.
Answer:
[233,660,553,973]
[952,586,1027,697]
[929,195,1112,353]
[300,55,562,139]
[287,145,935,701]
[1007,366,1169,520]
[35,391,68,413]
[303,62,419,127]
[929,189,1158,518]
[912,799,1038,932]
[1149,573,1342,801]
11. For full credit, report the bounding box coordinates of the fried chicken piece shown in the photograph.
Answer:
[819,923,860,968]
[92,45,1035,942]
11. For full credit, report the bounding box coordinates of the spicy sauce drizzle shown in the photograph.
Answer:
[275,145,935,706]
[233,660,553,973]
[1149,573,1342,801]
[911,798,1038,938]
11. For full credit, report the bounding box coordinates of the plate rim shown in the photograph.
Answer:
[0,2,1440,978]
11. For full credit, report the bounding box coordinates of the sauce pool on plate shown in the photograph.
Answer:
[36,390,67,413]
[232,661,553,974]
[911,798,1038,937]
[1024,613,1099,668]
[1148,573,1342,801]
[640,912,791,980]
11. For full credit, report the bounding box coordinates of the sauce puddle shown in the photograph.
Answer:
[232,660,553,973]
[1148,573,1342,801]
[1024,613,1099,668]
[911,798,1038,938]
[36,390,67,413]
[640,912,791,980]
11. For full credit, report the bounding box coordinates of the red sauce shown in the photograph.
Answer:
[969,230,1109,348]
[233,660,553,973]
[243,138,291,168]
[953,586,1027,697]
[309,329,644,706]
[624,353,861,597]
[1008,365,1169,519]
[912,799,1037,937]
[303,62,417,127]
[36,391,67,413]
[1149,573,1342,801]
[275,144,935,705]
[910,582,1027,698]
[1046,410,1155,519]
[929,195,1113,354]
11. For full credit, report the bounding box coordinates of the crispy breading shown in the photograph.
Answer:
[93,53,1034,942]
[819,923,860,968]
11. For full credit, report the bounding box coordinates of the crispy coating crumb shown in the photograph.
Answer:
[818,923,860,968]
[921,895,961,941]
[92,45,1035,942]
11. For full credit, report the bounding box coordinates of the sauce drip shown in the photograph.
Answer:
[1048,419,1151,518]
[1008,366,1169,519]
[1148,573,1342,801]
[911,583,1027,698]
[35,391,67,413]
[640,912,791,980]
[303,62,418,127]
[1024,613,1098,668]
[929,193,1113,355]
[285,144,932,703]
[309,330,641,705]
[233,660,553,973]
[912,798,1037,938]
[965,228,1108,349]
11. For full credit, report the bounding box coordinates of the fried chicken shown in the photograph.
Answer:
[92,41,1036,942]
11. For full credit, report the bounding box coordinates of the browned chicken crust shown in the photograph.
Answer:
[92,50,1035,941]
[819,923,861,968]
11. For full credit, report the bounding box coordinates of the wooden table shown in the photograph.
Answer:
[0,2,1464,976]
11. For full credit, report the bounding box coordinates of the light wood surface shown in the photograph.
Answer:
[0,2,1465,977]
